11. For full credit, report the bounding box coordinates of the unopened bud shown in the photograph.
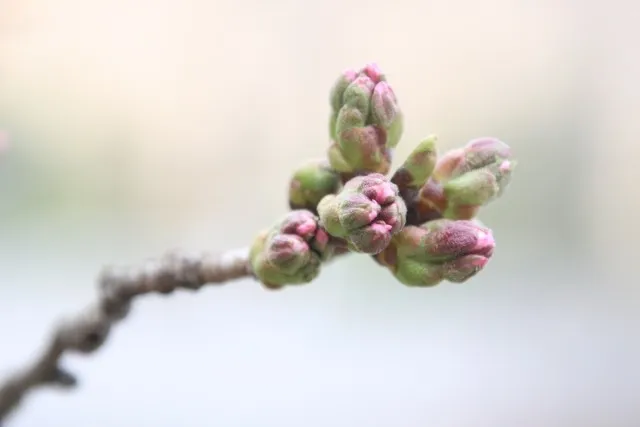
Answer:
[318,173,406,254]
[419,137,516,220]
[329,69,359,113]
[327,63,403,175]
[392,135,438,193]
[376,219,495,286]
[288,159,341,213]
[249,210,334,289]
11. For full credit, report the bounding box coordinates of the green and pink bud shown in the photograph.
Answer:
[433,137,512,181]
[288,159,342,213]
[317,173,406,254]
[376,219,495,286]
[328,63,404,177]
[249,210,334,289]
[412,137,515,221]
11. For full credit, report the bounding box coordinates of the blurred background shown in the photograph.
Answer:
[1,0,639,426]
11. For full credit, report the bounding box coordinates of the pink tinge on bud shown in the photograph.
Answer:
[373,81,396,102]
[432,149,465,182]
[378,204,405,233]
[269,235,308,261]
[441,254,491,283]
[465,137,512,159]
[358,221,394,254]
[315,228,330,247]
[367,209,379,223]
[320,173,405,254]
[371,184,396,204]
[296,221,317,238]
[281,210,319,240]
[470,256,489,269]
[472,229,495,257]
[385,215,398,227]
[370,82,398,129]
[498,160,511,173]
[371,221,393,232]
[343,69,359,82]
[352,75,376,92]
[362,63,384,83]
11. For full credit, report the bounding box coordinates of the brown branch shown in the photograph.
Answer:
[0,247,252,422]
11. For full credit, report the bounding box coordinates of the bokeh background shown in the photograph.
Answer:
[1,0,639,426]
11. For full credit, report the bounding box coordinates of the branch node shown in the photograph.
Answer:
[56,310,111,354]
[45,367,77,389]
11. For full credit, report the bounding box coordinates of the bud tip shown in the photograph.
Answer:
[362,63,384,83]
[473,229,495,257]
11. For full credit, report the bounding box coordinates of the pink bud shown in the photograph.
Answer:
[361,63,384,83]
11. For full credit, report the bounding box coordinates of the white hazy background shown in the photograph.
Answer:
[1,0,639,426]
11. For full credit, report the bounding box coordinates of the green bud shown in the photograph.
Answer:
[318,173,406,254]
[376,219,495,287]
[327,142,353,173]
[329,69,358,113]
[335,107,366,136]
[391,135,438,193]
[288,159,341,213]
[249,210,334,289]
[385,110,404,149]
[337,125,391,175]
[329,69,359,139]
[440,255,492,283]
[443,168,500,207]
[342,75,376,118]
